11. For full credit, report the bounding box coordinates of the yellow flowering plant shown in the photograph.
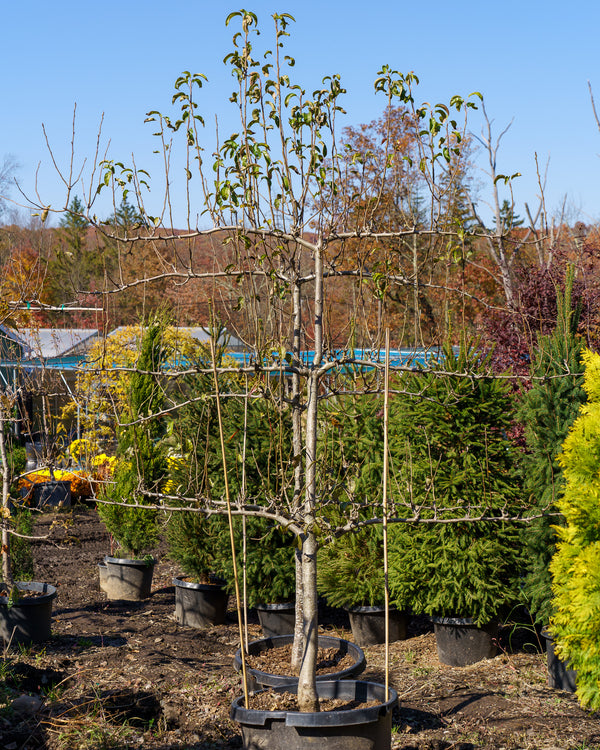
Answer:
[60,326,210,451]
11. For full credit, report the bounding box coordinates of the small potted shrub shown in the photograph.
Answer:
[166,509,230,628]
[387,341,526,666]
[317,391,407,646]
[223,517,297,637]
[97,315,169,601]
[317,528,407,646]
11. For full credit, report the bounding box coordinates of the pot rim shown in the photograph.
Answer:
[104,555,155,567]
[173,575,226,591]
[234,633,366,684]
[230,679,397,727]
[346,604,401,615]
[0,581,57,605]
[255,601,295,612]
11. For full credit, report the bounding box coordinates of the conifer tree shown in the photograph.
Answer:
[387,341,525,625]
[98,313,170,557]
[316,391,386,607]
[166,344,295,592]
[519,270,586,624]
[551,348,600,710]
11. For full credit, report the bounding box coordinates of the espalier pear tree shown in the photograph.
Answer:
[49,11,482,711]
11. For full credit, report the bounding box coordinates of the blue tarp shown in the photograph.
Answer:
[226,348,443,370]
[0,347,444,377]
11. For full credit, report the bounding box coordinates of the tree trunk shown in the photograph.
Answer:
[296,242,323,712]
[297,527,318,712]
[291,257,305,674]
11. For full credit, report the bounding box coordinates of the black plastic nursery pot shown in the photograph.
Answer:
[432,616,498,667]
[256,601,295,637]
[0,581,57,645]
[98,561,108,593]
[541,628,577,693]
[173,576,228,628]
[34,480,72,509]
[103,556,154,601]
[234,634,366,692]
[347,606,408,647]
[231,679,398,750]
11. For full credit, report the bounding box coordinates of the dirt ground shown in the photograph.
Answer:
[1,506,599,750]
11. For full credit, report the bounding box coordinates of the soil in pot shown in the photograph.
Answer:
[432,616,498,667]
[103,556,154,601]
[231,679,397,750]
[542,628,577,693]
[0,581,57,645]
[347,605,408,647]
[173,576,228,628]
[256,601,295,637]
[234,634,366,691]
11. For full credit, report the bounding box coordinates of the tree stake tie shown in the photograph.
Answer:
[210,336,249,708]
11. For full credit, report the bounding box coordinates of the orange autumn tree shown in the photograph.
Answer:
[320,105,476,347]
[0,245,52,326]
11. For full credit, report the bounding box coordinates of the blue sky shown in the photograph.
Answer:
[2,0,599,228]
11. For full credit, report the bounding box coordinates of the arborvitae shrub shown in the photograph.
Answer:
[519,273,586,624]
[550,348,600,710]
[98,314,169,557]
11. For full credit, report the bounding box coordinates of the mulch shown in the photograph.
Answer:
[0,506,598,749]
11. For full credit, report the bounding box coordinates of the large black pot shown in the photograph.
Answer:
[541,628,577,693]
[256,602,295,637]
[432,616,498,666]
[0,581,57,645]
[234,634,366,691]
[173,576,228,628]
[231,679,397,750]
[98,561,108,593]
[103,556,154,601]
[347,605,408,647]
[34,480,72,509]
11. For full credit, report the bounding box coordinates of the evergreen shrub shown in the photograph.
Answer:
[550,348,600,710]
[387,340,525,626]
[317,392,387,608]
[97,314,170,558]
[519,273,586,624]
[165,345,295,599]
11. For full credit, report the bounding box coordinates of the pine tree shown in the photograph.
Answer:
[47,196,94,303]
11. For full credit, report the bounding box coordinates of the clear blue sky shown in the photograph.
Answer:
[2,0,599,228]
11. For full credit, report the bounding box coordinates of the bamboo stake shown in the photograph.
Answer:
[383,328,391,697]
[242,373,249,652]
[210,337,249,708]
